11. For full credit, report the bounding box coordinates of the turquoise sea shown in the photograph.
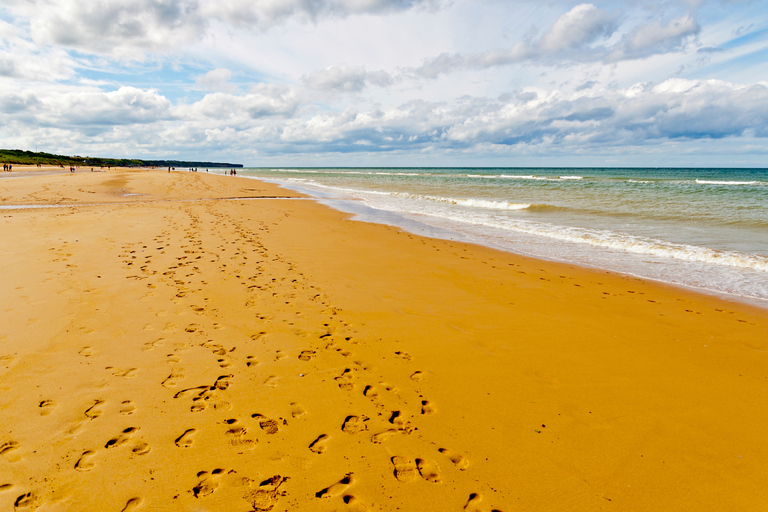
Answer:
[233,167,768,306]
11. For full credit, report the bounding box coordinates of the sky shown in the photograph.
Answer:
[1,0,767,167]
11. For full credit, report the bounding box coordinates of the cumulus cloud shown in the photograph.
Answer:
[27,86,175,128]
[3,77,767,160]
[243,78,768,153]
[0,19,77,80]
[1,0,443,56]
[179,83,299,120]
[195,68,237,93]
[607,15,700,61]
[439,79,768,148]
[412,4,701,78]
[0,91,40,114]
[302,65,394,92]
[414,3,619,77]
[538,3,618,53]
[12,0,206,56]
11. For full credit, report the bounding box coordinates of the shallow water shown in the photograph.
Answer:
[234,167,768,306]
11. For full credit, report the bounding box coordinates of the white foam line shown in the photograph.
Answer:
[698,180,758,185]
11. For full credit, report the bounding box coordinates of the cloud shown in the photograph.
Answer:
[539,3,618,53]
[412,4,702,78]
[30,86,175,128]
[205,0,444,29]
[3,76,767,162]
[179,83,299,120]
[413,3,620,77]
[0,19,77,80]
[302,65,394,92]
[0,91,40,114]
[14,0,206,57]
[607,15,700,61]
[440,79,768,148]
[1,0,443,56]
[261,78,768,153]
[195,68,237,93]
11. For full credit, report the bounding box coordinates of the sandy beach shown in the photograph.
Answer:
[1,168,767,511]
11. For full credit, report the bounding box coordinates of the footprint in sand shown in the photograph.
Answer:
[201,342,226,356]
[388,411,409,429]
[335,369,355,391]
[421,400,436,415]
[79,346,93,357]
[1,441,21,463]
[120,401,136,415]
[246,356,259,367]
[298,350,315,361]
[416,459,442,483]
[0,484,13,492]
[162,370,185,388]
[213,374,233,390]
[290,402,306,418]
[105,427,140,449]
[343,495,369,512]
[391,456,418,482]
[120,497,143,512]
[107,367,138,378]
[142,339,164,351]
[336,348,352,357]
[175,385,208,399]
[341,416,368,434]
[84,400,105,419]
[315,473,354,498]
[410,371,424,382]
[175,429,197,448]
[380,382,399,393]
[39,400,56,416]
[217,357,232,368]
[252,414,280,434]
[263,375,279,387]
[464,493,484,512]
[363,385,379,398]
[75,451,96,471]
[309,434,329,454]
[224,421,257,450]
[192,469,226,498]
[166,354,181,364]
[370,429,398,444]
[132,441,151,455]
[244,476,289,511]
[13,491,40,510]
[395,351,412,361]
[439,448,469,470]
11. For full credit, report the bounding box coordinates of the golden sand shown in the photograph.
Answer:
[1,168,767,511]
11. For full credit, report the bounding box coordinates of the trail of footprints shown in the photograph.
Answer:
[4,203,500,510]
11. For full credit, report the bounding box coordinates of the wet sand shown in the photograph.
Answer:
[1,168,767,511]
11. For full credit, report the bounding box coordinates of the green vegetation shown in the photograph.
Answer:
[0,149,242,168]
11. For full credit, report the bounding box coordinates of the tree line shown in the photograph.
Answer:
[0,149,242,169]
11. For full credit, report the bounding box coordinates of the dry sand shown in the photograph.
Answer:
[1,168,767,511]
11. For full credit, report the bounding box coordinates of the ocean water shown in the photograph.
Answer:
[233,167,768,306]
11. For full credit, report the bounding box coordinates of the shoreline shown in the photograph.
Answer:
[250,174,768,311]
[1,169,767,511]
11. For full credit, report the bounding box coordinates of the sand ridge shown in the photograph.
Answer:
[1,169,767,511]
